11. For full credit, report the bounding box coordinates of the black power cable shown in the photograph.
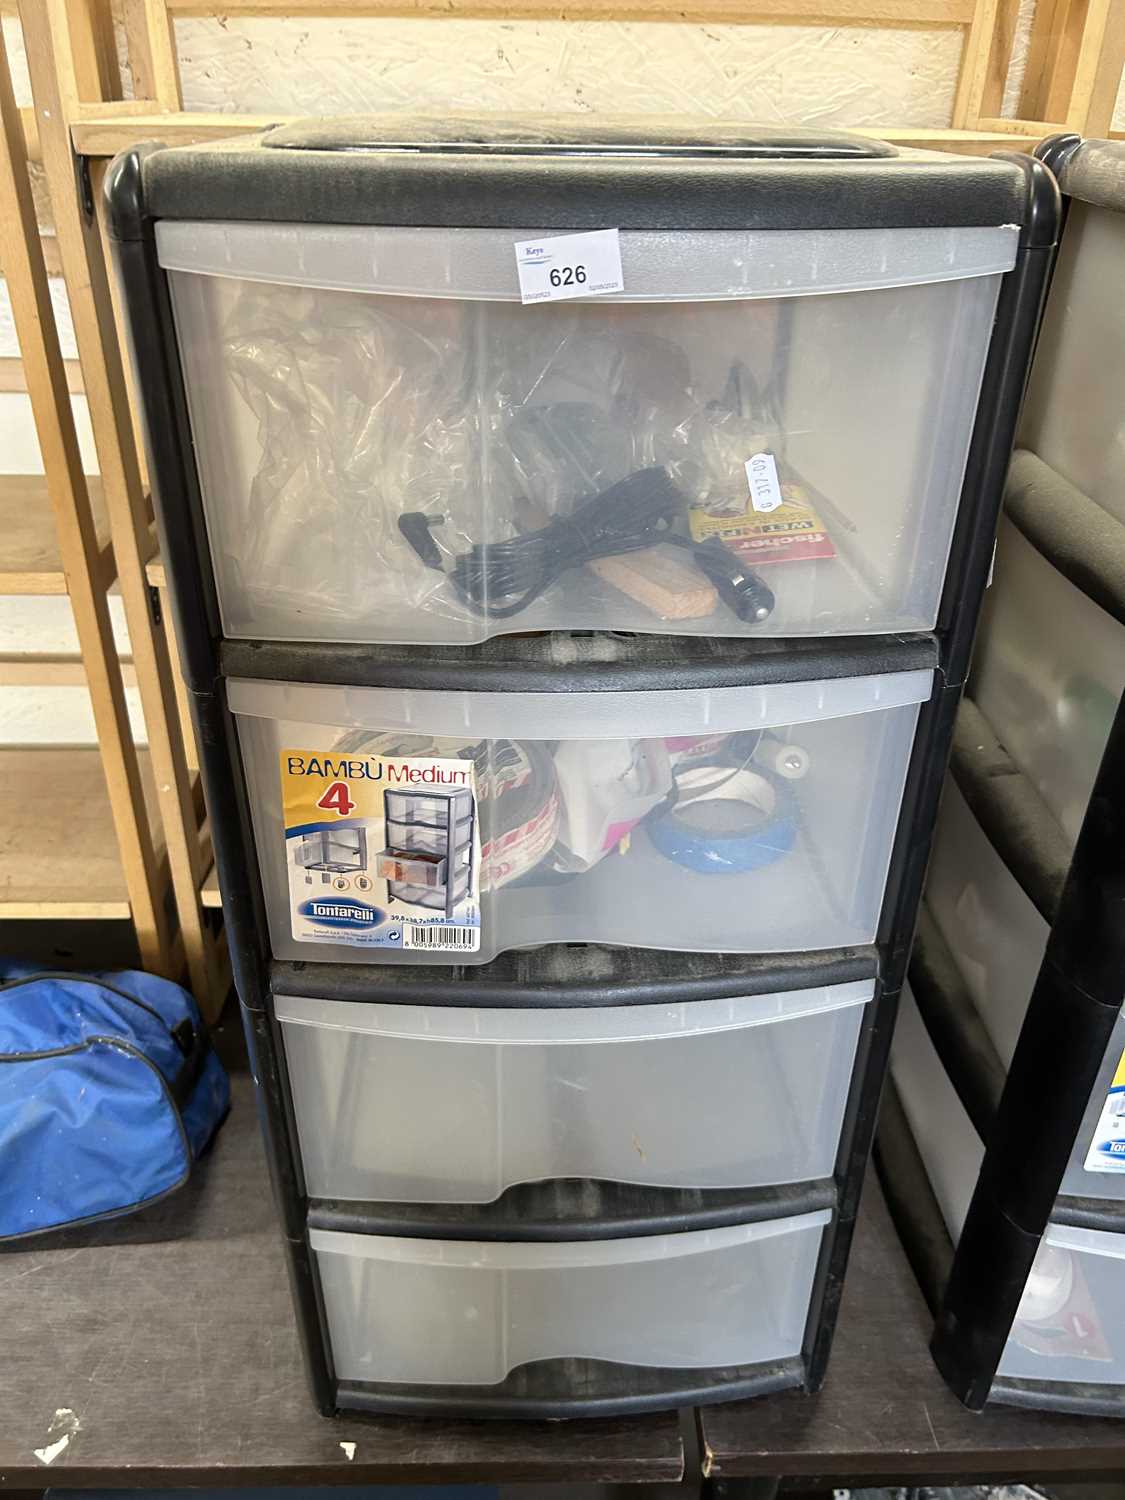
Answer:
[399,465,775,623]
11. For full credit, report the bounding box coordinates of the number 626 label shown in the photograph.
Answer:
[514,228,625,305]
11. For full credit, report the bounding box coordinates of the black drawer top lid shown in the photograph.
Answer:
[262,116,895,159]
[110,113,1048,236]
[1052,135,1125,214]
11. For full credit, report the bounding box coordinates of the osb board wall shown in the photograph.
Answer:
[174,16,964,124]
[0,8,1041,132]
[9,6,1125,150]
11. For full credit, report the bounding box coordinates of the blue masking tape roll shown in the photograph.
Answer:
[647,763,797,875]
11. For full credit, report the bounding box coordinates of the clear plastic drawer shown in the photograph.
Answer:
[311,1209,831,1386]
[277,979,872,1202]
[231,667,931,963]
[924,781,1125,1203]
[1020,200,1125,528]
[973,516,1125,844]
[889,982,983,1242]
[159,220,1012,645]
[925,777,1047,1068]
[1001,1222,1125,1387]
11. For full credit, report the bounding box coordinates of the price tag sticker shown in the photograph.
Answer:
[745,452,784,514]
[514,229,625,305]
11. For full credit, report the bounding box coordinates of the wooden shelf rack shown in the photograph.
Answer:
[0,16,227,1017]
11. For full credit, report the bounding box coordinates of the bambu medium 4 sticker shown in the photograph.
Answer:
[280,747,481,952]
[1085,1046,1125,1173]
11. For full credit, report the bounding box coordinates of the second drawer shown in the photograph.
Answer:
[233,667,931,964]
[277,977,873,1202]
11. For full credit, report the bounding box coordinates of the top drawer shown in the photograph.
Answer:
[159,222,1012,646]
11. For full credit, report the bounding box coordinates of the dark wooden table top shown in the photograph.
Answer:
[700,1177,1125,1487]
[0,1072,683,1489]
[7,1056,1125,1492]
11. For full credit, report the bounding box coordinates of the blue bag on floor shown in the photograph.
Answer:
[0,962,230,1240]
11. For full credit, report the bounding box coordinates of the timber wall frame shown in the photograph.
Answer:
[1,1,229,1019]
[7,0,1125,161]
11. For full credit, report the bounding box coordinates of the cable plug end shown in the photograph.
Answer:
[399,512,445,571]
[691,539,775,624]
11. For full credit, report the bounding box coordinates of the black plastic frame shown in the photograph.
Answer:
[105,138,1057,1419]
[113,121,1034,233]
[270,943,878,1009]
[220,632,937,697]
[336,1355,807,1421]
[307,1178,837,1241]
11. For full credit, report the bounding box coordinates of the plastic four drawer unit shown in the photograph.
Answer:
[107,117,1057,1417]
[881,135,1125,1420]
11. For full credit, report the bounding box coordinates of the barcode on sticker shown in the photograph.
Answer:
[745,452,783,514]
[514,229,624,305]
[407,925,477,950]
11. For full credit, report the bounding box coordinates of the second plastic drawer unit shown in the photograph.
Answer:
[232,665,932,964]
[312,1210,831,1391]
[278,977,873,1203]
[916,135,1125,1422]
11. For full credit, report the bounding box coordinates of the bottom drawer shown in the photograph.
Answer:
[312,1210,830,1387]
[1000,1222,1125,1388]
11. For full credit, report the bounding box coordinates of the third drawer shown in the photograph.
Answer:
[277,976,873,1203]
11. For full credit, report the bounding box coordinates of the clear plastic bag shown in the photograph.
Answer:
[222,286,784,630]
[166,233,1006,644]
[225,286,500,623]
